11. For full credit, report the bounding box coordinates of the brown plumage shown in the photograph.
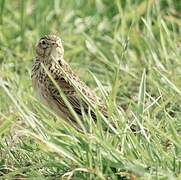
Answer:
[31,35,107,127]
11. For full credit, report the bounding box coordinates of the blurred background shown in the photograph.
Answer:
[0,0,181,179]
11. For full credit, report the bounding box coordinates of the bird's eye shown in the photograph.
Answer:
[42,40,46,45]
[39,39,47,49]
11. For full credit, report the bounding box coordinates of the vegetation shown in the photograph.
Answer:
[0,0,181,179]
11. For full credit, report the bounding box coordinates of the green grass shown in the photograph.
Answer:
[0,0,181,179]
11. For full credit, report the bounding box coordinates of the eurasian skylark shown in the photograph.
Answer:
[31,35,107,126]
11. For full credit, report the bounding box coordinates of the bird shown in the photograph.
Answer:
[31,35,108,129]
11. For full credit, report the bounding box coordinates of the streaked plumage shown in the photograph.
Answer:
[31,35,107,126]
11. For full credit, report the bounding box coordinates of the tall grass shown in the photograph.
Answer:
[0,0,181,179]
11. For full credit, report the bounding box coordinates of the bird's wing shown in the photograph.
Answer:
[48,60,107,119]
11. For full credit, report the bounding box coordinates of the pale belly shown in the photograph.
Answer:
[32,79,48,105]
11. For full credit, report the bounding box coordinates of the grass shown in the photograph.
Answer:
[0,0,181,179]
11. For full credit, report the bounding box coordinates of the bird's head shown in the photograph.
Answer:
[36,35,64,62]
